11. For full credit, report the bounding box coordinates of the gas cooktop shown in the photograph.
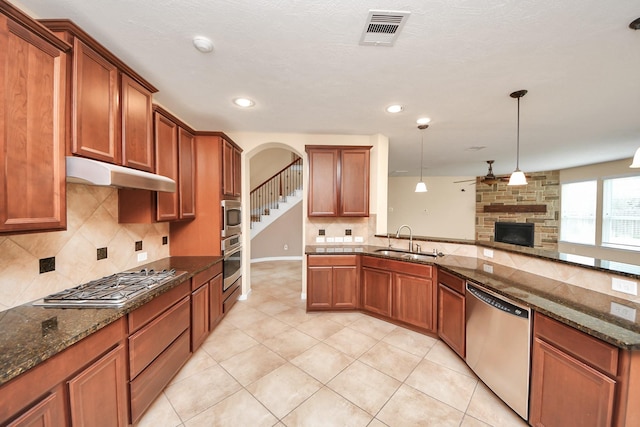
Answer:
[35,268,185,308]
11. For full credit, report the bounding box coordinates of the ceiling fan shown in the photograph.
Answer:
[454,160,510,186]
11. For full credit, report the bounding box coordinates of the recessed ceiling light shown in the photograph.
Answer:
[192,36,214,53]
[416,117,431,125]
[233,98,255,108]
[386,104,403,113]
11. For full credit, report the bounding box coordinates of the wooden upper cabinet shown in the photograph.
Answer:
[178,127,196,219]
[222,138,241,198]
[340,148,370,216]
[72,38,120,164]
[155,112,179,221]
[0,13,68,234]
[121,74,153,172]
[40,20,158,171]
[306,146,371,217]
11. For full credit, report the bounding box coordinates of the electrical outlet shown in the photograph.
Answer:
[612,278,638,296]
[97,247,108,260]
[137,252,148,262]
[334,236,344,243]
[610,302,637,322]
[354,236,364,243]
[344,236,353,243]
[162,236,168,245]
[135,241,143,251]
[283,244,288,250]
[315,236,325,243]
[483,264,494,274]
[483,249,494,258]
[326,237,335,243]
[39,257,55,274]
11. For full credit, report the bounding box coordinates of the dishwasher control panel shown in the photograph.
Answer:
[466,283,529,319]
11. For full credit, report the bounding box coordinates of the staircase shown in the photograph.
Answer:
[250,157,303,239]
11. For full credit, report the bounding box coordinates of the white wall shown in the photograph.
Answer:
[387,176,476,239]
[251,202,303,260]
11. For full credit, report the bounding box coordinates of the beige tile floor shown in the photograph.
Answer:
[136,261,529,427]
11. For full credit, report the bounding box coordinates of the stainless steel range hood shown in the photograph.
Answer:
[66,156,176,192]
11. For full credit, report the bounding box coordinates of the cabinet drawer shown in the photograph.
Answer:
[362,256,432,278]
[307,255,357,266]
[438,269,465,295]
[129,330,190,424]
[534,312,618,376]
[128,281,190,333]
[129,297,190,379]
[192,263,223,290]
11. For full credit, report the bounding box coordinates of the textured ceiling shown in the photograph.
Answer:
[12,0,640,177]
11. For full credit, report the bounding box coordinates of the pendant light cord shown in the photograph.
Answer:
[420,132,424,181]
[516,96,521,170]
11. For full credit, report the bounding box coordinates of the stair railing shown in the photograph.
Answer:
[250,157,303,226]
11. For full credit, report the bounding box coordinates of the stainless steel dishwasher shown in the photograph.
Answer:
[465,282,531,421]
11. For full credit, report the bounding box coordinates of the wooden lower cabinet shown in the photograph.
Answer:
[361,267,393,316]
[394,273,434,330]
[437,270,466,358]
[530,312,618,427]
[5,385,65,427]
[307,255,359,310]
[191,283,209,350]
[68,343,128,427]
[190,263,224,350]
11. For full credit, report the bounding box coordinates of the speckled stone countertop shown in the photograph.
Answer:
[0,256,221,387]
[306,245,640,350]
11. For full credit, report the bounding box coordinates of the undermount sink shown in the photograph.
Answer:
[373,249,437,261]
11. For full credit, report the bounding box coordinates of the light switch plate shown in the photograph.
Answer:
[483,264,494,274]
[354,236,364,243]
[315,236,325,243]
[137,252,148,262]
[483,249,494,258]
[610,302,637,322]
[344,236,353,243]
[326,237,335,243]
[334,236,344,243]
[612,278,638,295]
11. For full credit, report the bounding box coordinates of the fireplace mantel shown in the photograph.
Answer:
[483,204,547,213]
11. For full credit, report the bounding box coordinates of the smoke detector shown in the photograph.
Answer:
[360,10,411,46]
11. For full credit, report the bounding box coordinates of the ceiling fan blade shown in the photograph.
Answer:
[453,179,476,183]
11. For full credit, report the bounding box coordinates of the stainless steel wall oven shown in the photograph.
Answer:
[221,234,241,291]
[221,199,242,238]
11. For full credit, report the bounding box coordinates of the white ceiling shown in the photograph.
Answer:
[13,0,640,177]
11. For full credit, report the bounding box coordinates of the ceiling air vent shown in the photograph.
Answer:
[360,10,411,46]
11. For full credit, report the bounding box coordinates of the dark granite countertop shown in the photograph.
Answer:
[0,256,221,387]
[374,234,640,279]
[306,245,640,350]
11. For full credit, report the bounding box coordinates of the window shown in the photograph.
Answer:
[602,176,640,250]
[560,181,597,245]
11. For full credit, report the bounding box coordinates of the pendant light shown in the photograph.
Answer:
[508,90,528,186]
[415,124,429,192]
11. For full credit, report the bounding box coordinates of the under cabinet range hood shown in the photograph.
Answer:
[66,156,176,192]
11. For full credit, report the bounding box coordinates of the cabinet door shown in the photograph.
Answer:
[0,17,67,233]
[332,266,358,309]
[340,148,370,216]
[307,266,333,309]
[361,267,392,317]
[191,283,209,351]
[178,128,196,219]
[209,273,223,329]
[393,273,434,331]
[68,343,128,427]
[437,284,465,357]
[121,74,153,172]
[222,139,234,197]
[307,148,339,216]
[529,337,616,427]
[233,146,241,197]
[155,112,179,221]
[6,385,65,427]
[72,38,120,164]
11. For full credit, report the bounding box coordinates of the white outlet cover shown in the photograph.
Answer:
[610,302,637,322]
[612,277,638,296]
[483,264,493,274]
[315,236,325,243]
[483,249,494,258]
[326,237,335,243]
[354,236,364,243]
[137,252,148,262]
[334,236,344,243]
[344,236,353,243]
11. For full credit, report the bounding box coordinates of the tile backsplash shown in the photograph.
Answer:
[0,183,169,311]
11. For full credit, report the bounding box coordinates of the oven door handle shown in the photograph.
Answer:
[224,245,242,258]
